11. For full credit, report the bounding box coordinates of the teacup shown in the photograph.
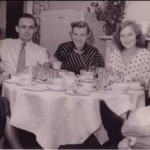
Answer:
[63,75,76,90]
[53,77,64,85]
[19,73,32,85]
[52,77,64,89]
[58,70,67,77]
[10,74,20,81]
[80,71,94,80]
[53,61,62,70]
[82,80,94,92]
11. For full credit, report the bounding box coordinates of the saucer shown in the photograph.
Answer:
[23,86,48,92]
[65,90,90,96]
[5,79,18,84]
[18,81,36,86]
[47,84,65,91]
[34,79,52,84]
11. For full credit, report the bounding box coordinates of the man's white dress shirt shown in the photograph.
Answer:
[0,39,49,74]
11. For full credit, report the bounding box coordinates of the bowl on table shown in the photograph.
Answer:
[125,82,143,90]
[48,77,65,91]
[110,82,129,93]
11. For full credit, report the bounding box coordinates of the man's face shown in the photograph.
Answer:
[16,17,36,42]
[71,26,89,50]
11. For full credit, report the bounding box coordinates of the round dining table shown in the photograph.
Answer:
[2,80,145,149]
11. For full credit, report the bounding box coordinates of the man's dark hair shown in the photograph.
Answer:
[18,13,37,27]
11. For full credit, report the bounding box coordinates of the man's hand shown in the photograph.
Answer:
[0,74,9,84]
[49,56,57,64]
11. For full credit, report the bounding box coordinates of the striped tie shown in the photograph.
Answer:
[16,42,26,73]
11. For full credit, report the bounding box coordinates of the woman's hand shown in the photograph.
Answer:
[118,137,137,149]
[132,77,145,87]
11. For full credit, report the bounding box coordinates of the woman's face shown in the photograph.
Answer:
[120,25,137,49]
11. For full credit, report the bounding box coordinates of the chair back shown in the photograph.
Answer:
[0,97,11,139]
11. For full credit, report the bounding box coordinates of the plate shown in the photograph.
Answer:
[128,86,144,90]
[5,79,18,84]
[47,85,65,91]
[112,90,126,94]
[65,90,90,96]
[18,81,36,86]
[34,79,52,84]
[23,86,48,92]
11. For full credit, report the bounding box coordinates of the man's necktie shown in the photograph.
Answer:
[16,42,26,73]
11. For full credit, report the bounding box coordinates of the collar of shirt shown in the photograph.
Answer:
[18,39,33,46]
[70,41,88,53]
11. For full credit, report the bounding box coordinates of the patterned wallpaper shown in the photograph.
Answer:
[32,1,49,44]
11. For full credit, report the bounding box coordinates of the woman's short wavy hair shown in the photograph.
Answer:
[113,20,146,51]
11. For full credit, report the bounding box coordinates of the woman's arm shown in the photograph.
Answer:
[122,122,150,137]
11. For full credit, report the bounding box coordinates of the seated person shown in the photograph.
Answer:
[108,20,150,106]
[100,100,150,149]
[108,20,150,89]
[54,21,104,75]
[101,21,150,149]
[58,20,150,149]
[59,99,150,149]
[0,13,49,75]
[0,97,22,149]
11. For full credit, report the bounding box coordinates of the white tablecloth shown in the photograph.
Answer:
[2,82,145,149]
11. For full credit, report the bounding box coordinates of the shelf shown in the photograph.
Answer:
[99,35,150,41]
[99,35,113,40]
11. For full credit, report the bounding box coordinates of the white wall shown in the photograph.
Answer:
[124,1,150,24]
[48,1,150,26]
[49,1,94,11]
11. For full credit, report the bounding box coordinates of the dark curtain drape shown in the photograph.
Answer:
[5,1,23,38]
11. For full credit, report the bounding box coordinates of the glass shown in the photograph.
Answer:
[53,61,62,70]
[88,66,99,77]
[96,74,109,90]
[97,67,105,78]
[32,65,47,80]
[80,70,86,75]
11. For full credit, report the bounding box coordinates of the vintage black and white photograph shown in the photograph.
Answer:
[0,1,150,149]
